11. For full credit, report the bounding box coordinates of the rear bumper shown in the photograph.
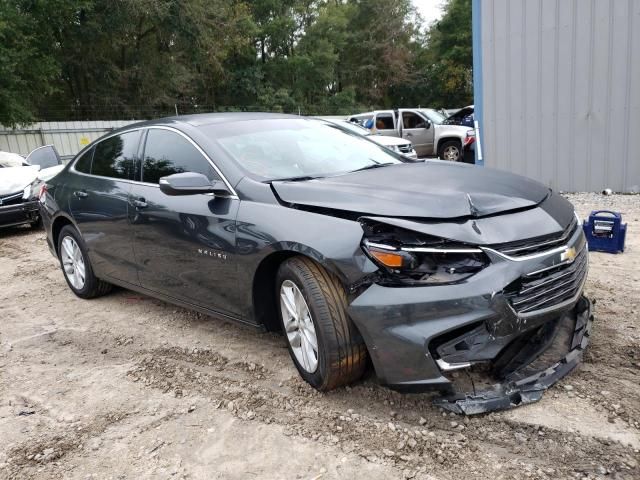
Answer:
[0,200,39,228]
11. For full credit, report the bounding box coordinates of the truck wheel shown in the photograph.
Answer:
[57,225,112,299]
[276,256,368,391]
[438,141,462,161]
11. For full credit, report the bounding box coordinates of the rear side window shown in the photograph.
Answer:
[91,131,140,180]
[375,113,394,130]
[142,129,219,184]
[74,148,93,173]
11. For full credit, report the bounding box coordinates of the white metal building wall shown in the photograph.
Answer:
[0,120,137,160]
[478,0,640,192]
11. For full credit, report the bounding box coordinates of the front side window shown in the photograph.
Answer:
[91,131,140,180]
[142,129,219,184]
[26,146,61,168]
[402,112,427,129]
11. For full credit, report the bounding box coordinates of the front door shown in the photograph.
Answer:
[399,109,435,156]
[67,131,140,285]
[129,127,241,317]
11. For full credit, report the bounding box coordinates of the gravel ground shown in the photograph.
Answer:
[0,193,638,480]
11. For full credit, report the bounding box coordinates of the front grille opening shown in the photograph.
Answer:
[0,192,24,206]
[504,247,588,314]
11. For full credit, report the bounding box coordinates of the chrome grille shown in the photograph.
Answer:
[504,246,588,314]
[492,217,578,257]
[398,145,413,153]
[0,191,24,206]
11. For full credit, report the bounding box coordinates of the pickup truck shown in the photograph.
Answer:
[347,108,473,161]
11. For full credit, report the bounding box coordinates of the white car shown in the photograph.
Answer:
[319,119,418,159]
[0,145,64,228]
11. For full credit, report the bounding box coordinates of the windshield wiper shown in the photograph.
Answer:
[271,175,323,182]
[349,162,395,173]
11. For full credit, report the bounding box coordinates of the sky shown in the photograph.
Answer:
[412,0,444,26]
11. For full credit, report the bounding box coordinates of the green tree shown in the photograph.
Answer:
[0,0,59,126]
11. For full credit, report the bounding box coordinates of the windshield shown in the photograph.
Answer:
[419,109,447,125]
[209,119,402,181]
[330,120,371,136]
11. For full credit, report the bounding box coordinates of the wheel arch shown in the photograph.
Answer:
[51,213,79,256]
[436,136,463,155]
[251,244,349,332]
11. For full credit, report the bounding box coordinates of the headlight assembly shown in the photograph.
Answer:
[361,220,489,286]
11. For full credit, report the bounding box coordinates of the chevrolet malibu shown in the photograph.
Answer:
[40,113,593,414]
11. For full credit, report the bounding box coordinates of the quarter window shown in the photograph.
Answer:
[91,131,140,180]
[142,129,219,184]
[74,147,93,174]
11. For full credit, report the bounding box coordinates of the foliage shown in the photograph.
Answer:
[0,0,473,125]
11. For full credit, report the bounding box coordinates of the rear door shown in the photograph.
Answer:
[128,127,241,316]
[373,112,398,137]
[399,109,434,156]
[66,131,141,285]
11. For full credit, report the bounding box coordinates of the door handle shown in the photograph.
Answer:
[74,190,88,199]
[132,197,148,209]
[405,132,413,137]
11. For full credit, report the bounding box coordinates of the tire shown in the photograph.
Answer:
[276,256,367,391]
[57,225,112,299]
[438,140,462,161]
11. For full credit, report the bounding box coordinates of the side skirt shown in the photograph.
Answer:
[99,274,264,331]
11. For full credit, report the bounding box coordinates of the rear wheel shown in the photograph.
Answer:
[438,140,462,161]
[276,256,368,391]
[57,225,112,299]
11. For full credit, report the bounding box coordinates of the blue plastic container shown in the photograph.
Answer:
[583,210,626,253]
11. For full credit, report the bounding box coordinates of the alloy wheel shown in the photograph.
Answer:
[61,236,86,290]
[280,280,319,373]
[443,145,460,161]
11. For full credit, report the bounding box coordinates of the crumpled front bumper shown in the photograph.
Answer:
[434,296,592,414]
[347,223,592,413]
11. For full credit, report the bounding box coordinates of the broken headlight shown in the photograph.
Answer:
[361,220,489,286]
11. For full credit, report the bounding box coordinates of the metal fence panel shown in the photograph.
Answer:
[479,0,640,192]
[0,120,138,160]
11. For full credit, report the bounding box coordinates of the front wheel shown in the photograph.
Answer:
[276,257,368,391]
[57,225,112,299]
[438,141,462,161]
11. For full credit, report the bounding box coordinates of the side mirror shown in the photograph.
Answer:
[422,120,432,129]
[159,172,230,196]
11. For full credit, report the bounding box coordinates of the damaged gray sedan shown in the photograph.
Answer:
[40,113,592,414]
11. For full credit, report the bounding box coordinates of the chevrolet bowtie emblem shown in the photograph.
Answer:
[560,247,577,263]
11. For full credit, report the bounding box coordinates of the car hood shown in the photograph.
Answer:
[0,166,40,196]
[368,135,411,147]
[272,161,550,219]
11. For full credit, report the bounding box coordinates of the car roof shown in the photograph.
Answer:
[108,112,304,136]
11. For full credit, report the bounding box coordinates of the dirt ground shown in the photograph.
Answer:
[1,193,638,480]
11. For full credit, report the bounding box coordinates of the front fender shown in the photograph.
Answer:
[235,200,377,318]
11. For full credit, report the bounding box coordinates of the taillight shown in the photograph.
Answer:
[38,184,48,202]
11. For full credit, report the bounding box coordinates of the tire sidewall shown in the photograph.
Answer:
[275,262,330,389]
[57,225,95,298]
